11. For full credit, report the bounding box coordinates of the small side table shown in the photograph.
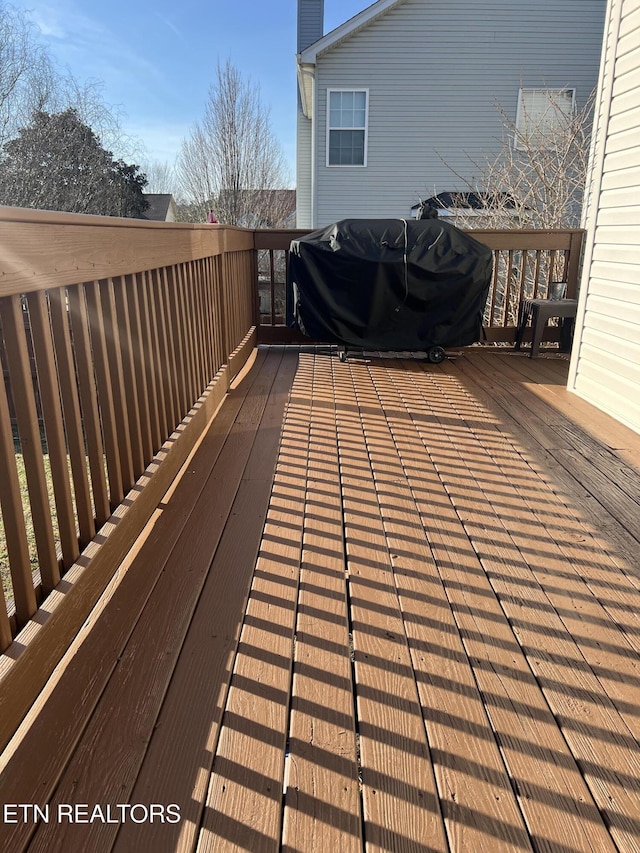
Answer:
[514,298,578,357]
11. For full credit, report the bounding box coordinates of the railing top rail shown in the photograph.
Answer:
[0,205,253,232]
[0,209,254,297]
[254,226,585,252]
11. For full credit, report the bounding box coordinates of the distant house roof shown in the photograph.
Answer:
[411,193,522,219]
[412,192,519,212]
[141,194,177,222]
[217,189,296,227]
[255,189,296,223]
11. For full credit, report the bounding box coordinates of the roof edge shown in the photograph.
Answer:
[296,61,315,118]
[299,0,407,63]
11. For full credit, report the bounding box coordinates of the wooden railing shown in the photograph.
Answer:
[254,227,585,344]
[0,212,584,751]
[0,208,256,749]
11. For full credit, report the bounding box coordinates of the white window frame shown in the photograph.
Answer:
[326,88,369,167]
[514,88,576,150]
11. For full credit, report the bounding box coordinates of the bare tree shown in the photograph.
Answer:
[431,89,596,230]
[0,2,59,146]
[57,77,137,160]
[420,92,597,328]
[1,3,137,165]
[177,60,291,225]
[141,159,178,194]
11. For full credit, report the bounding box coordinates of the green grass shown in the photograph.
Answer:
[1,444,102,610]
[0,453,60,605]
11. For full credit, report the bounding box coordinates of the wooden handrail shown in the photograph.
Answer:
[253,226,585,343]
[0,208,253,298]
[0,208,258,750]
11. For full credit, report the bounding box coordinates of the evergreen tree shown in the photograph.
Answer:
[0,108,148,217]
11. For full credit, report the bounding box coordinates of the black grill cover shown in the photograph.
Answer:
[288,218,493,350]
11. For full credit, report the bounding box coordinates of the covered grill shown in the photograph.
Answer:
[288,218,493,361]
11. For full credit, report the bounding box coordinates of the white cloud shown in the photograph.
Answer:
[15,0,163,94]
[30,10,66,39]
[155,13,186,43]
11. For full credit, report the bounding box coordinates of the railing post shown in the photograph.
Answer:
[565,230,585,300]
[251,230,260,329]
[0,347,35,637]
[219,230,229,362]
[0,295,60,594]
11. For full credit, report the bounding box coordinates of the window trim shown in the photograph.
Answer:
[514,87,576,150]
[326,88,369,167]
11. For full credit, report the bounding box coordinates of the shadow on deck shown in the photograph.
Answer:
[1,346,640,852]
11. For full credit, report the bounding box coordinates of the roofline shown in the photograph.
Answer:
[298,0,407,63]
[296,61,315,119]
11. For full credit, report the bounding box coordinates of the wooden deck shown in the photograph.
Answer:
[1,346,639,853]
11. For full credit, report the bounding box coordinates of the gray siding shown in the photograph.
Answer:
[310,0,605,225]
[569,0,640,434]
[298,0,325,52]
[296,99,314,227]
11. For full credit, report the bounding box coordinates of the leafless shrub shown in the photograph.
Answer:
[432,89,596,231]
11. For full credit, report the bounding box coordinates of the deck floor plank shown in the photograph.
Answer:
[337,359,449,853]
[410,358,640,850]
[362,358,535,852]
[382,357,617,853]
[452,353,640,617]
[463,351,640,544]
[112,349,300,853]
[1,347,638,853]
[24,348,285,853]
[0,353,269,853]
[454,353,640,592]
[281,353,363,852]
[438,357,640,723]
[196,353,312,853]
[491,352,640,510]
[478,350,640,467]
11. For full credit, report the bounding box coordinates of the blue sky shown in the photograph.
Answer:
[10,0,371,183]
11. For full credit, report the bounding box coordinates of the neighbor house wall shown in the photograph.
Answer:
[296,103,314,228]
[306,0,605,227]
[568,0,640,434]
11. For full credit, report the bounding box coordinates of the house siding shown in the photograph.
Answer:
[569,0,640,435]
[296,101,314,227]
[304,0,605,226]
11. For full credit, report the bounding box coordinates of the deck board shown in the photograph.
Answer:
[281,353,362,852]
[403,357,637,851]
[337,359,449,853]
[113,349,298,853]
[0,351,270,853]
[363,359,535,852]
[378,358,617,853]
[2,347,639,853]
[197,353,310,852]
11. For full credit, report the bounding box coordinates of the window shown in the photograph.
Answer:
[515,88,575,149]
[327,89,368,166]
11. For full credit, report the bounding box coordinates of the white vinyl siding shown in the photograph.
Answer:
[569,0,640,435]
[300,0,605,226]
[514,88,576,149]
[327,89,368,166]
